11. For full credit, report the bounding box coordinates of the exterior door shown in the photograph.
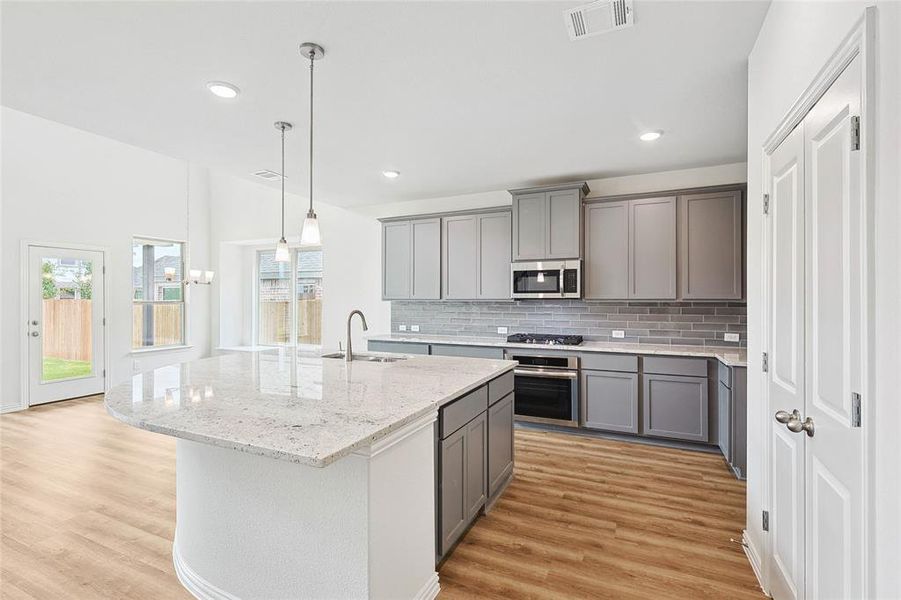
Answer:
[802,55,864,600]
[28,245,105,405]
[767,123,806,600]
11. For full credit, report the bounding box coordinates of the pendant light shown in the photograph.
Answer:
[274,121,293,262]
[299,42,324,247]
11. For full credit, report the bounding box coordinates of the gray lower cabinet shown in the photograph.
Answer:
[487,393,514,499]
[438,426,467,556]
[464,412,487,521]
[642,373,709,442]
[730,367,747,479]
[717,380,732,462]
[679,190,743,300]
[367,340,430,355]
[581,370,639,434]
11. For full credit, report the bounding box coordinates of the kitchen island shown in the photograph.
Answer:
[105,349,516,600]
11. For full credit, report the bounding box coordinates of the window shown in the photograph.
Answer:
[132,238,185,348]
[257,248,323,348]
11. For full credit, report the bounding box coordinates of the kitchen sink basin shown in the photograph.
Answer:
[321,352,406,363]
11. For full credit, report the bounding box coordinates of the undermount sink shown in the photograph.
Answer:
[321,352,406,363]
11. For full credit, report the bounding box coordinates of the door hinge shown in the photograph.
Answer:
[762,510,770,532]
[851,392,862,427]
[763,193,770,215]
[102,265,106,274]
[761,352,768,373]
[102,369,106,378]
[850,116,860,151]
[102,317,106,326]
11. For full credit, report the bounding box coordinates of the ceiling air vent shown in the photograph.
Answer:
[564,0,634,40]
[253,169,284,181]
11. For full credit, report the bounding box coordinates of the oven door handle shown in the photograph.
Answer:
[514,368,579,379]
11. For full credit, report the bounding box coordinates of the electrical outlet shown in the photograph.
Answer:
[497,326,508,335]
[410,325,420,332]
[612,330,625,339]
[724,333,740,343]
[398,324,407,331]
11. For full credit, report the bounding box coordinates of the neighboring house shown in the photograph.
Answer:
[132,254,183,300]
[258,250,323,302]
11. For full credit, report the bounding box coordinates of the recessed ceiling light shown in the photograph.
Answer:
[207,81,240,99]
[640,130,663,142]
[382,170,400,179]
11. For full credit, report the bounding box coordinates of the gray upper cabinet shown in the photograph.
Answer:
[442,215,479,299]
[511,183,588,261]
[382,218,440,300]
[411,218,441,299]
[584,201,630,299]
[629,196,677,300]
[477,212,512,299]
[511,192,547,260]
[679,190,743,300]
[546,189,582,259]
[442,211,512,300]
[382,221,411,299]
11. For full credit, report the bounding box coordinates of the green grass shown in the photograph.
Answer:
[42,357,92,381]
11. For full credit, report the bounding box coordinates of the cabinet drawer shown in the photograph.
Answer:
[642,356,708,377]
[367,340,430,355]
[718,361,732,388]
[440,386,488,439]
[488,371,514,406]
[581,353,638,373]
[431,344,504,360]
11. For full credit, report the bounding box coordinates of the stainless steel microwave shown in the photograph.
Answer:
[510,260,582,299]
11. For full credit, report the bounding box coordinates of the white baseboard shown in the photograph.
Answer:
[414,572,440,600]
[742,530,769,597]
[173,540,240,600]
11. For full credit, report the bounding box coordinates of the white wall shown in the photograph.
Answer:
[0,107,212,412]
[208,173,389,354]
[746,2,900,595]
[359,162,748,218]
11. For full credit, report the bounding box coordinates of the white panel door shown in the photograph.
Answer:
[767,124,806,600]
[802,55,863,600]
[28,245,106,405]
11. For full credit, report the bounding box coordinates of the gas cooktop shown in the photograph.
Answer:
[506,333,584,346]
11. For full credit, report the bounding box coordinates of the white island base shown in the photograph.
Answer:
[172,412,440,600]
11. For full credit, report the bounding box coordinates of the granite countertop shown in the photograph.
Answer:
[367,333,748,367]
[104,349,515,467]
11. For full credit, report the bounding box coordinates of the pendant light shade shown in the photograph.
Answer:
[273,121,293,262]
[300,42,324,247]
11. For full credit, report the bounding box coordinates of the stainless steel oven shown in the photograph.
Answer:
[504,351,579,427]
[511,260,581,299]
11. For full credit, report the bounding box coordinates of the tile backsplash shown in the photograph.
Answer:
[391,300,747,347]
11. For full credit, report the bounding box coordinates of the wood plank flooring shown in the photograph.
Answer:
[0,396,762,599]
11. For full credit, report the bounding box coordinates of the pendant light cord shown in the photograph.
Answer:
[280,124,286,239]
[308,50,314,214]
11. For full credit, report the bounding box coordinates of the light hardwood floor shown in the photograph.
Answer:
[0,396,763,599]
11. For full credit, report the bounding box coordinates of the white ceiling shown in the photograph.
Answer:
[1,1,769,207]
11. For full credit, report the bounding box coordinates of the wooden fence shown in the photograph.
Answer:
[259,299,322,345]
[132,304,184,348]
[42,299,92,361]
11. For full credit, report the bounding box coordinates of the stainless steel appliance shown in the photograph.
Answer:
[510,260,581,299]
[505,349,580,427]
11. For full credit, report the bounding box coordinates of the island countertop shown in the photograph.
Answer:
[104,349,516,468]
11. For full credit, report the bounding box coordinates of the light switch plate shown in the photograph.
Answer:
[398,324,407,331]
[612,330,625,339]
[410,325,420,332]
[497,326,508,335]
[133,359,141,373]
[724,333,740,343]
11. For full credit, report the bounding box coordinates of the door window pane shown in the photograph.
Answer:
[258,251,292,345]
[41,257,93,381]
[296,250,323,346]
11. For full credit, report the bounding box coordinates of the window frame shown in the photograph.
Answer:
[254,246,322,349]
[131,236,188,350]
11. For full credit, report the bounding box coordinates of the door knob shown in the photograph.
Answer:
[787,416,815,437]
[31,320,39,326]
[775,409,800,424]
[30,331,39,337]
